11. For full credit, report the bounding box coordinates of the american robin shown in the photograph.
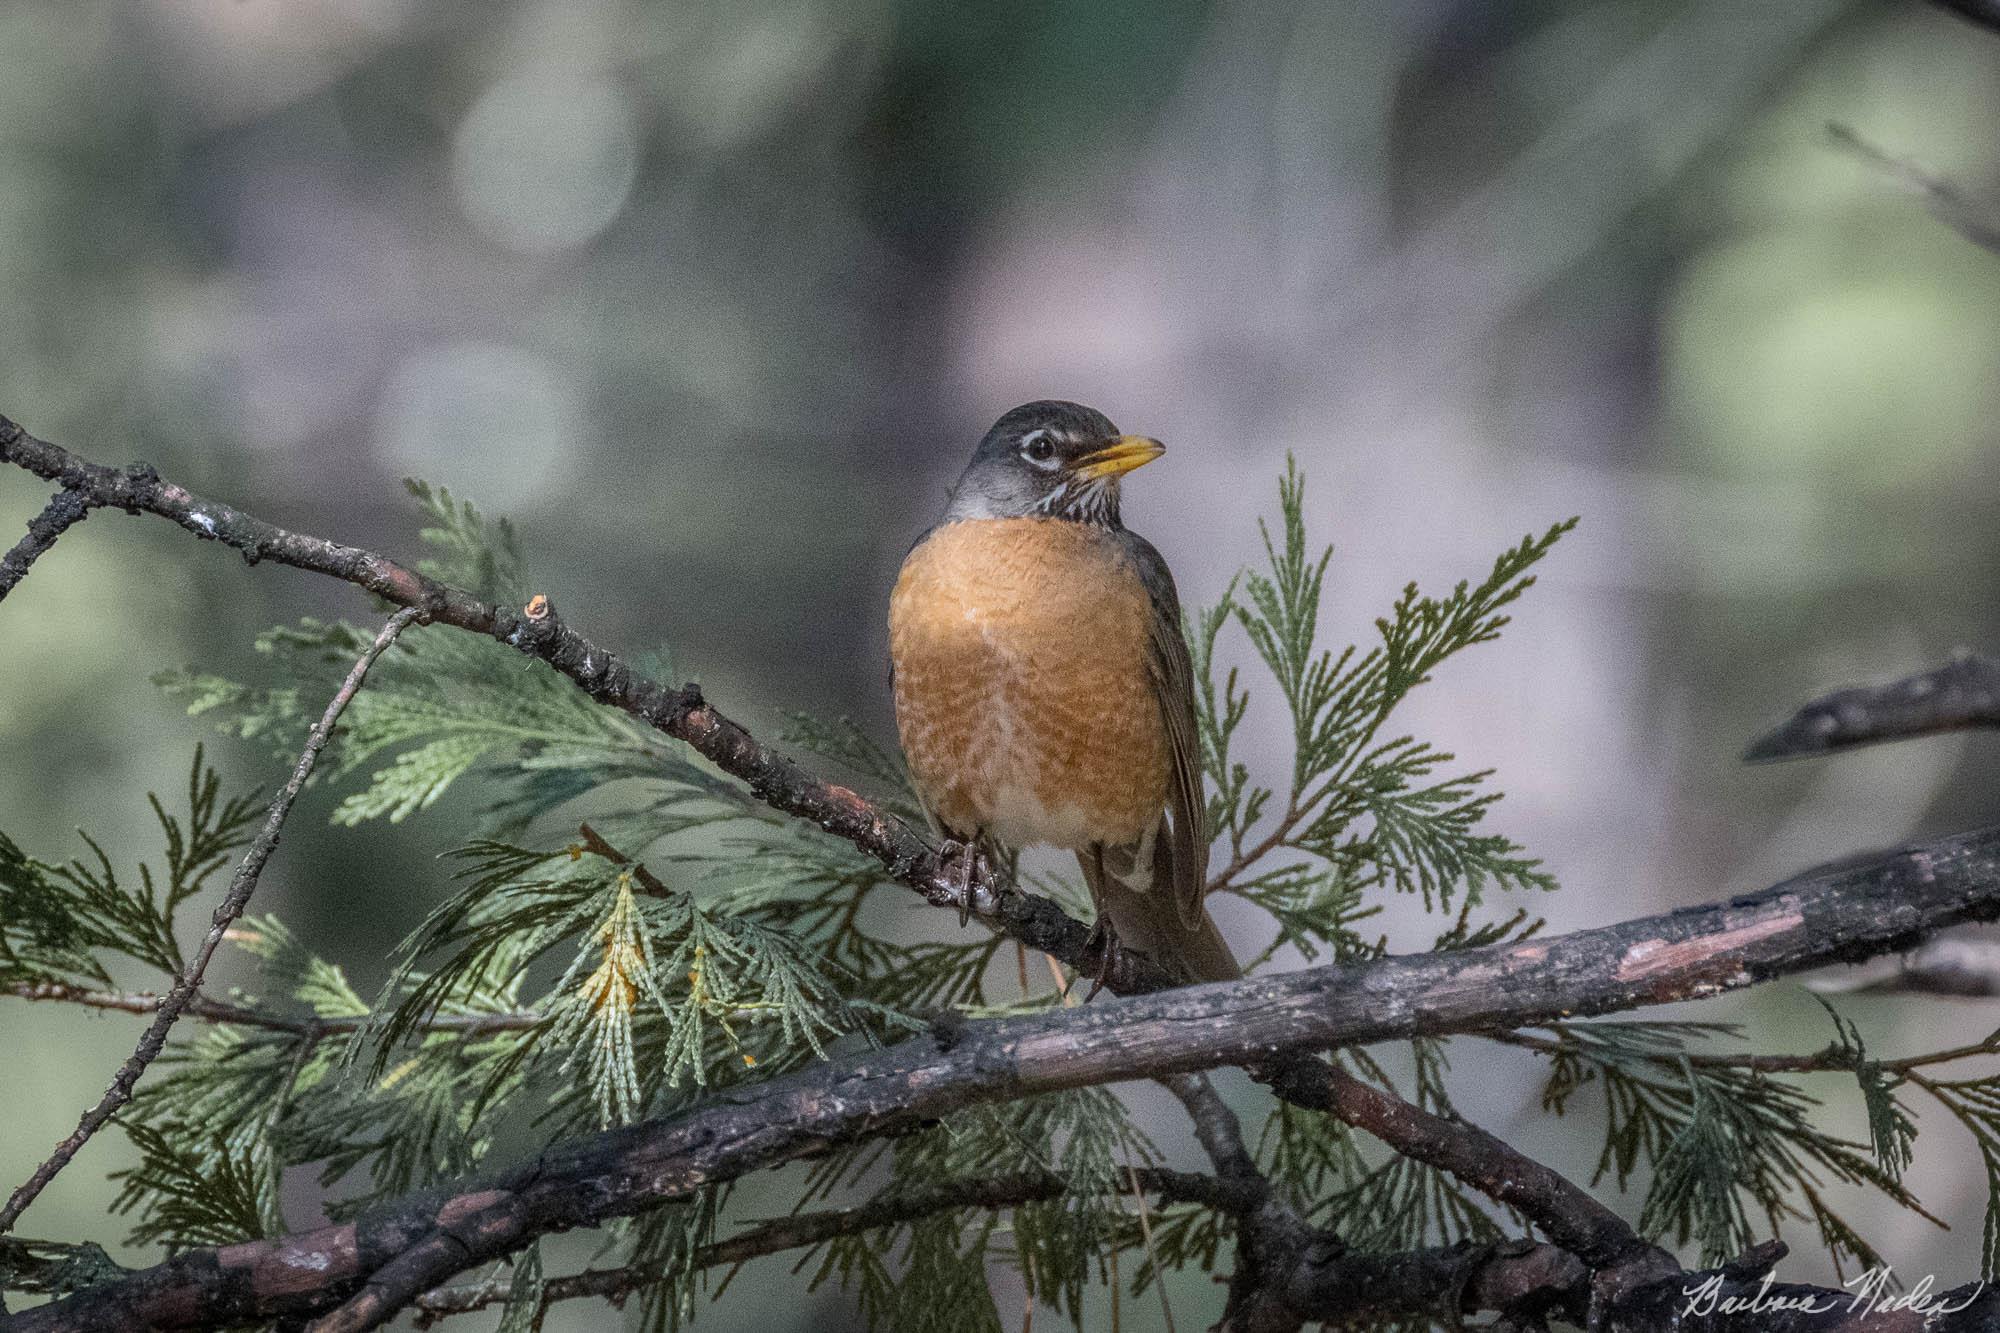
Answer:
[888,400,1239,986]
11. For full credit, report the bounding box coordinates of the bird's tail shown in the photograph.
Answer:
[1078,839,1239,985]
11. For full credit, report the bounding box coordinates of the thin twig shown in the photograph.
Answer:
[3,980,542,1038]
[1487,1024,2000,1076]
[1125,1163,1176,1333]
[0,605,423,1235]
[574,822,673,897]
[0,488,90,602]
[0,417,1170,994]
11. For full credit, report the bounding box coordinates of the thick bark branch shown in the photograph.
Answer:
[393,1170,1665,1333]
[1746,649,2000,761]
[2,415,1631,1277]
[1297,1238,1998,1332]
[411,1190,1997,1333]
[8,418,2000,1328]
[410,1166,1258,1321]
[0,416,1643,1313]
[12,822,2000,1330]
[0,606,421,1236]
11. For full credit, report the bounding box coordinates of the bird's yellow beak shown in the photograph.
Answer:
[1073,436,1165,481]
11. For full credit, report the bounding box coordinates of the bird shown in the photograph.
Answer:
[887,400,1238,987]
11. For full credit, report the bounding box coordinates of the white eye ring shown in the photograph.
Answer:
[1019,430,1059,468]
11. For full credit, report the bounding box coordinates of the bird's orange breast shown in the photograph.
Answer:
[889,517,1171,850]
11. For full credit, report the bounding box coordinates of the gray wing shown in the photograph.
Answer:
[1116,529,1209,929]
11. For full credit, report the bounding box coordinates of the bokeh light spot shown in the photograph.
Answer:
[452,74,639,254]
[1667,227,2000,489]
[375,342,580,511]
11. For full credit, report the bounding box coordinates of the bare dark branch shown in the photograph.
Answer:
[1162,1075,1259,1184]
[11,821,2000,1329]
[1159,1074,1311,1332]
[1270,1057,1667,1277]
[411,1166,1257,1322]
[0,416,1639,1298]
[1928,0,2000,38]
[0,606,422,1235]
[8,417,2000,1329]
[0,489,89,603]
[391,1165,1697,1333]
[1827,122,2000,255]
[0,415,1660,1280]
[1746,649,2000,761]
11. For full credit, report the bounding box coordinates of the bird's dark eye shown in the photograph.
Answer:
[1023,435,1056,463]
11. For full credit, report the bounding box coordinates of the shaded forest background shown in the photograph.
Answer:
[2,1,1998,1327]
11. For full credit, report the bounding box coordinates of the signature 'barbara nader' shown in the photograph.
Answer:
[1681,1267,1985,1325]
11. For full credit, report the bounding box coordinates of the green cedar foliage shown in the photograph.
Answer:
[0,749,261,987]
[3,464,1995,1331]
[1532,1015,1931,1276]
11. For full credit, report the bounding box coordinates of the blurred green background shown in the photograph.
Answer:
[4,1,1999,1327]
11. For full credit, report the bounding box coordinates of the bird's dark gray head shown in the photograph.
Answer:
[941,400,1164,527]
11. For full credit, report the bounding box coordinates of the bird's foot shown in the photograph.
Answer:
[939,837,985,928]
[1083,919,1122,1002]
